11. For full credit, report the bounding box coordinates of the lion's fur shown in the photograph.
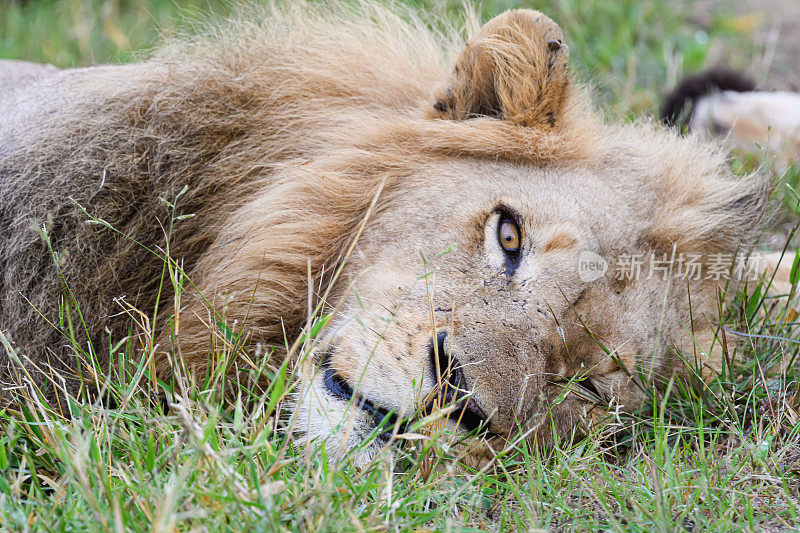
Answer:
[0,2,772,458]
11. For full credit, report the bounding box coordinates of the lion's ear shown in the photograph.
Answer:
[430,10,570,128]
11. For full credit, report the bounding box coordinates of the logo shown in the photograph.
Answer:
[578,251,608,282]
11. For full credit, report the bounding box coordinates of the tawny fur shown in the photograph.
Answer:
[429,10,569,127]
[0,4,598,401]
[0,3,774,461]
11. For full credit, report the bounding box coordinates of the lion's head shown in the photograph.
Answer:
[0,5,770,468]
[282,10,769,465]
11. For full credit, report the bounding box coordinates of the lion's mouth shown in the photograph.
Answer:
[320,348,492,439]
[321,363,403,439]
[427,337,492,434]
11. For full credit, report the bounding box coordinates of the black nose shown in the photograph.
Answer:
[428,332,490,433]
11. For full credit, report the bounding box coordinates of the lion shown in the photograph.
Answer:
[0,2,790,466]
[662,69,800,172]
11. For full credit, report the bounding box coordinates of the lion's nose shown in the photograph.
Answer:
[427,332,491,433]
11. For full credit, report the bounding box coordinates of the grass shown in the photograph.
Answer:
[2,0,800,531]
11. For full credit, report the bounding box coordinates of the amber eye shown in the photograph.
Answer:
[498,219,520,253]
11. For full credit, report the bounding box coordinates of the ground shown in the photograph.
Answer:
[0,0,799,531]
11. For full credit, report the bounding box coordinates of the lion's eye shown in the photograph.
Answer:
[498,219,520,253]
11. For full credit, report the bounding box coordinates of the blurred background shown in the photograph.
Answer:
[1,0,797,118]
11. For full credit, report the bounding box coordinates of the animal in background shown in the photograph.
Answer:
[662,68,800,171]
